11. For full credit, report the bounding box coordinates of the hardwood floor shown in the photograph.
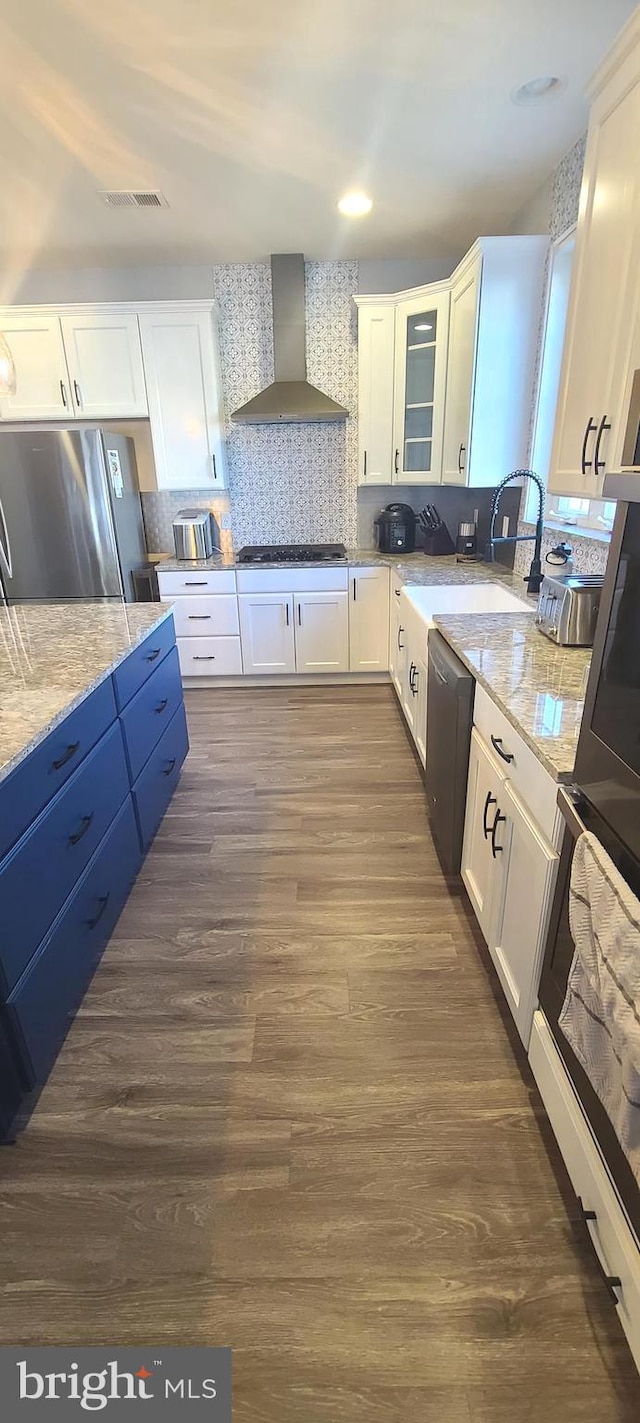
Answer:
[1,684,639,1421]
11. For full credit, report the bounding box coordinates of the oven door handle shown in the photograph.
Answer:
[557,786,588,840]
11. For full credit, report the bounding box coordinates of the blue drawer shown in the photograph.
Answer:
[112,614,176,711]
[0,721,130,996]
[120,644,183,783]
[132,701,189,853]
[0,676,116,863]
[0,1011,26,1141]
[7,796,142,1087]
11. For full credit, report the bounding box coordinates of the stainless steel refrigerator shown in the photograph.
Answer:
[0,429,148,603]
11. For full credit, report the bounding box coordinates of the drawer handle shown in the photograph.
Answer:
[87,893,110,930]
[482,791,497,840]
[155,698,169,714]
[163,757,177,777]
[188,614,211,620]
[490,734,514,764]
[491,810,506,858]
[185,580,208,586]
[145,648,161,663]
[51,741,80,771]
[69,812,94,846]
[192,654,216,660]
[398,625,404,651]
[578,1199,623,1305]
[394,588,401,598]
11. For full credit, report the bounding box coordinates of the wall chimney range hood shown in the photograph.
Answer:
[231,254,348,424]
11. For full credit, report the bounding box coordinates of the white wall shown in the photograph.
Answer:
[2,265,215,306]
[507,173,554,236]
[358,257,457,293]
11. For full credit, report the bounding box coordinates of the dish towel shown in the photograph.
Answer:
[559,829,640,1185]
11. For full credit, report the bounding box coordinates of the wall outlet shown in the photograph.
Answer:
[502,515,510,538]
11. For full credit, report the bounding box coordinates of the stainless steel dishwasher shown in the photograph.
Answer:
[425,630,475,875]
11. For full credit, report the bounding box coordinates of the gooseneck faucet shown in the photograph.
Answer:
[485,469,545,596]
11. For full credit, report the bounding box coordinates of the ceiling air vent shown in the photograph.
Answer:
[99,191,168,209]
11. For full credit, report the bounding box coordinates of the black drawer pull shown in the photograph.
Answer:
[482,791,497,840]
[578,1199,622,1305]
[581,416,598,476]
[87,893,110,930]
[491,734,514,764]
[52,741,80,771]
[68,813,94,846]
[155,698,169,714]
[163,757,177,777]
[188,614,211,620]
[491,811,506,858]
[397,625,404,651]
[394,588,401,598]
[193,654,216,660]
[594,415,611,474]
[145,648,161,663]
[185,580,208,586]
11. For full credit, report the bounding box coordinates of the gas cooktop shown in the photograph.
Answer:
[237,543,347,564]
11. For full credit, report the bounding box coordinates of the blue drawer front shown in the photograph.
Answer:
[7,796,142,1087]
[132,701,189,853]
[0,1012,26,1141]
[120,644,184,783]
[0,721,130,996]
[0,676,116,864]
[112,615,176,711]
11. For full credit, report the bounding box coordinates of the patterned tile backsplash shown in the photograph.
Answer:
[141,489,233,558]
[514,521,609,578]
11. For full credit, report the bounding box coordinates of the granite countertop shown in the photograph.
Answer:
[0,602,173,785]
[156,547,537,599]
[433,612,590,781]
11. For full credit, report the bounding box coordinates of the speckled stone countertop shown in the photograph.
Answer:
[157,547,536,598]
[0,602,173,785]
[433,612,590,781]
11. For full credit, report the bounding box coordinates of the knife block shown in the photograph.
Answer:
[420,524,455,556]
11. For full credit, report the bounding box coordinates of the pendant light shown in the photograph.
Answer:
[0,333,16,396]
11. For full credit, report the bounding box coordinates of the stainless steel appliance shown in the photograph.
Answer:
[0,429,146,603]
[535,572,604,646]
[237,543,346,564]
[172,509,219,561]
[425,630,475,875]
[375,504,416,554]
[456,520,477,557]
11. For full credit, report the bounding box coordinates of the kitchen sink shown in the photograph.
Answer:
[403,582,534,621]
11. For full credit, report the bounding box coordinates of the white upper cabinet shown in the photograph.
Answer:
[393,289,450,484]
[60,312,147,419]
[550,15,640,496]
[442,238,547,488]
[0,314,71,421]
[139,307,227,490]
[356,305,395,484]
[349,567,390,672]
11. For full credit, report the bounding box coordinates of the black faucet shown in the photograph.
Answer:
[485,469,545,596]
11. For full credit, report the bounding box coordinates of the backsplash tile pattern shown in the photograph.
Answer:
[514,523,609,578]
[141,489,232,557]
[550,136,587,240]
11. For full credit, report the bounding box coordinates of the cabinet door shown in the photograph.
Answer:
[442,257,480,486]
[349,567,390,671]
[489,780,559,1045]
[357,305,395,484]
[0,315,70,420]
[413,653,428,767]
[549,60,640,497]
[391,597,407,699]
[294,592,349,673]
[139,309,226,489]
[238,593,295,674]
[60,313,147,418]
[461,728,505,940]
[393,290,450,484]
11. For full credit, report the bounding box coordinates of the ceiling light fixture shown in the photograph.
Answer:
[414,323,433,332]
[337,191,373,217]
[0,333,16,396]
[511,75,566,105]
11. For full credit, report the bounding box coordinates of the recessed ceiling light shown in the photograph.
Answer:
[511,75,566,105]
[337,191,373,217]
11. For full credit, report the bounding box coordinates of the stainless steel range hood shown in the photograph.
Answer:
[231,254,348,424]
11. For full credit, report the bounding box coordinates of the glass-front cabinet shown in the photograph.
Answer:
[393,290,450,484]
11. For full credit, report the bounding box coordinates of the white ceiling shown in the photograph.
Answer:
[0,0,635,271]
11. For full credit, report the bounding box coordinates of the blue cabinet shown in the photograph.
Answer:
[132,702,189,852]
[120,645,183,782]
[112,614,176,711]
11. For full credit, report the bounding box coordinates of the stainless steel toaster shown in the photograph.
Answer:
[535,573,604,647]
[172,509,219,561]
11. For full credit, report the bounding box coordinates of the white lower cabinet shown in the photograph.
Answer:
[462,726,559,1046]
[294,592,349,673]
[390,591,406,697]
[239,593,296,674]
[349,568,390,671]
[169,594,239,639]
[177,636,243,677]
[413,654,428,765]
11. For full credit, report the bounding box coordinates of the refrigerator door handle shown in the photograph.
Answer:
[0,495,13,578]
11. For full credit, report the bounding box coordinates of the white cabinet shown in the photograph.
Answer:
[549,17,640,496]
[60,312,147,418]
[393,289,450,484]
[461,723,559,1046]
[357,306,395,484]
[157,568,243,679]
[0,314,70,420]
[349,567,390,671]
[139,307,226,490]
[294,592,349,673]
[239,594,296,674]
[442,238,547,488]
[390,593,407,700]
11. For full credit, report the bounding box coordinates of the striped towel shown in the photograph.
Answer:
[560,830,640,1184]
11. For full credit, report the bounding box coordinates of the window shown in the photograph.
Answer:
[525,227,614,540]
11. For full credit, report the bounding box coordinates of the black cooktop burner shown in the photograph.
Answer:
[238,543,347,564]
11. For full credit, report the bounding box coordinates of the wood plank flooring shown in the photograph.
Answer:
[1,684,639,1421]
